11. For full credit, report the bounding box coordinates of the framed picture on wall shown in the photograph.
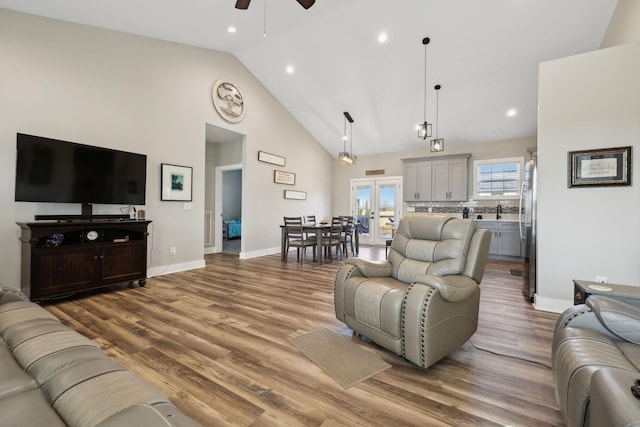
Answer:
[274,170,296,185]
[568,146,631,187]
[161,163,193,201]
[284,190,306,200]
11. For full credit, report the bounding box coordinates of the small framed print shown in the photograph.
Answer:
[568,146,632,188]
[284,190,306,200]
[258,151,285,167]
[274,170,296,185]
[161,163,193,201]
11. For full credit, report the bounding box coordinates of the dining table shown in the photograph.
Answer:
[280,223,359,264]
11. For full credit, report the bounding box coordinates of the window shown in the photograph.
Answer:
[473,157,524,199]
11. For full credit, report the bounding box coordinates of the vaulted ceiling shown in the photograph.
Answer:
[0,0,618,156]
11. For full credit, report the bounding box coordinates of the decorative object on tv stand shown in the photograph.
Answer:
[338,111,357,165]
[416,37,432,140]
[212,79,245,123]
[567,146,632,188]
[430,84,445,153]
[161,163,193,201]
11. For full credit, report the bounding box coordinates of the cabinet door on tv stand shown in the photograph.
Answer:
[31,247,96,299]
[100,242,147,284]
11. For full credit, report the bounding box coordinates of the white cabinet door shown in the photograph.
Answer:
[476,221,498,255]
[431,160,450,201]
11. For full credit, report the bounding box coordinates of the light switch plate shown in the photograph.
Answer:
[184,202,192,210]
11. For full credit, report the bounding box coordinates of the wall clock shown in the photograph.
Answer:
[212,79,246,123]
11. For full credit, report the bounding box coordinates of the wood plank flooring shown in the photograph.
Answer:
[42,247,564,427]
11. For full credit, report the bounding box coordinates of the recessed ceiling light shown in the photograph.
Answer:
[507,109,517,117]
[227,26,237,33]
[286,65,295,74]
[378,32,388,44]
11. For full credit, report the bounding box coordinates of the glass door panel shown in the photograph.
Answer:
[351,178,401,246]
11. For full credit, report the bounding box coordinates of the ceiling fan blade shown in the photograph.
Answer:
[296,0,315,9]
[235,0,251,10]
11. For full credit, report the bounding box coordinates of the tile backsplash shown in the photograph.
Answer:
[408,199,522,215]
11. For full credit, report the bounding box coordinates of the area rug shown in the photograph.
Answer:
[289,328,391,389]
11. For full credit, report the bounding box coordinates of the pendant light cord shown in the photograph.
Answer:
[423,42,427,122]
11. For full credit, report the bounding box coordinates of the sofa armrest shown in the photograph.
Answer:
[0,285,30,304]
[344,258,392,278]
[413,274,478,302]
[96,403,201,427]
[588,296,640,344]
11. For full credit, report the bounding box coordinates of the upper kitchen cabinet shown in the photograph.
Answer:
[404,161,432,201]
[402,154,470,202]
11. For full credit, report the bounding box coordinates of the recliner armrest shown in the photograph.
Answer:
[413,274,478,302]
[588,296,640,344]
[344,258,392,278]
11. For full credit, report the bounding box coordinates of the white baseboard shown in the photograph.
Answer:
[533,294,573,313]
[240,246,280,259]
[148,259,206,277]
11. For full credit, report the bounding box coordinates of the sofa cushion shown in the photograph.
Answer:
[0,301,59,335]
[0,389,66,427]
[0,340,38,401]
[389,217,475,283]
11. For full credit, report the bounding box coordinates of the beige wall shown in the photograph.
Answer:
[601,0,640,48]
[0,9,333,286]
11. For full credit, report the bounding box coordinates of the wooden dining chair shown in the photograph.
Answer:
[303,215,317,241]
[283,216,316,264]
[322,216,343,262]
[340,215,355,258]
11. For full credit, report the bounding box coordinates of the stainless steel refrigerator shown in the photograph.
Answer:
[520,150,537,302]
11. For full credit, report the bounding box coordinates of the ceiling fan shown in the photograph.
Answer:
[235,0,315,10]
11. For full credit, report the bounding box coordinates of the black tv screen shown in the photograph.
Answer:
[15,133,146,206]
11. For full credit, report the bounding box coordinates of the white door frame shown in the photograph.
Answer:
[350,176,402,245]
[214,163,242,253]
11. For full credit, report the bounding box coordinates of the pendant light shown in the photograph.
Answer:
[338,111,356,165]
[416,37,432,140]
[430,84,445,152]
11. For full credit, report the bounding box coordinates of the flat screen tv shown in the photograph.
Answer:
[15,133,147,211]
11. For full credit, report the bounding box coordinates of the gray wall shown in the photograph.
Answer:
[0,9,334,286]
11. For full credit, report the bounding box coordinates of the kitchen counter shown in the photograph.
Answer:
[405,212,520,222]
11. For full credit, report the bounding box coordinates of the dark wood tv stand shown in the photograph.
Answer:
[17,220,151,301]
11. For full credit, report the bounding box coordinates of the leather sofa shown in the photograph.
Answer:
[553,295,640,427]
[0,285,201,427]
[334,215,491,368]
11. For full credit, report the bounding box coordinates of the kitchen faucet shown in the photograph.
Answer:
[496,204,503,220]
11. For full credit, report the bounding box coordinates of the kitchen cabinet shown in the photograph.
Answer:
[475,221,522,257]
[404,161,432,201]
[402,154,470,202]
[432,157,468,201]
[17,220,150,300]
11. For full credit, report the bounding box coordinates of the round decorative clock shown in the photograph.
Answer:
[85,230,100,242]
[212,79,245,123]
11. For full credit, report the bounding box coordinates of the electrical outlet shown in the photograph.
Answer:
[170,247,176,256]
[595,276,607,283]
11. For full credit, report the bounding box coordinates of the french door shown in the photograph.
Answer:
[351,177,402,246]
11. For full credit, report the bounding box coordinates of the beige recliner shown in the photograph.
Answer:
[335,216,491,368]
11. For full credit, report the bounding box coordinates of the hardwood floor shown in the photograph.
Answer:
[43,247,564,426]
